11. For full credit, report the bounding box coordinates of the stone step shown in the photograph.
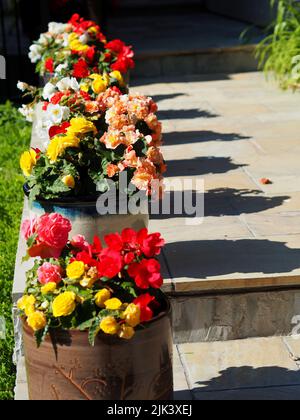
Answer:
[107,11,262,77]
[169,287,300,344]
[133,45,258,78]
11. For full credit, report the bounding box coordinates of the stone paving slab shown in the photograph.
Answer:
[136,72,300,292]
[179,336,300,400]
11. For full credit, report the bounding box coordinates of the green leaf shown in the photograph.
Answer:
[78,318,96,331]
[35,324,49,348]
[121,282,138,298]
[26,233,38,249]
[88,318,101,347]
[22,253,30,263]
[96,179,110,193]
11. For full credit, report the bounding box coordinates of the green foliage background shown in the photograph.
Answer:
[256,0,300,89]
[0,102,31,399]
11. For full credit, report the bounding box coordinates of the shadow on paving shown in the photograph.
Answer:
[194,366,300,400]
[152,93,187,102]
[164,239,300,277]
[150,189,289,219]
[158,109,219,120]
[164,130,251,146]
[166,157,246,177]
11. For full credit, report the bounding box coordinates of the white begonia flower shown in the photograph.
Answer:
[62,33,70,47]
[19,105,34,123]
[46,104,70,124]
[55,63,68,74]
[56,77,80,92]
[17,81,29,92]
[48,22,67,35]
[41,301,49,310]
[42,82,56,100]
[79,33,90,44]
[38,33,51,47]
[35,120,50,146]
[28,44,43,63]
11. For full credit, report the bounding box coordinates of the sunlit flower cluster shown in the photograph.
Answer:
[20,88,166,200]
[28,14,134,79]
[18,213,165,345]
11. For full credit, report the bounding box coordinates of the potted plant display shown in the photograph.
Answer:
[28,14,134,82]
[19,87,165,241]
[18,213,173,400]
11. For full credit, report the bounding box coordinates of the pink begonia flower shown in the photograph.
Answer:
[70,235,89,251]
[37,262,62,285]
[21,217,38,240]
[37,213,72,250]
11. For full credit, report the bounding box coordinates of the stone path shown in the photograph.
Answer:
[131,72,300,293]
[174,336,300,400]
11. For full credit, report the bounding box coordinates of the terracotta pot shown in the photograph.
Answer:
[27,195,149,243]
[22,300,173,401]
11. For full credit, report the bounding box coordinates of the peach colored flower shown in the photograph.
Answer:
[147,147,163,165]
[107,164,120,178]
[124,148,138,168]
[85,101,100,114]
[131,159,158,193]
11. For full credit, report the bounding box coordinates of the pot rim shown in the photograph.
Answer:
[23,183,101,204]
[23,183,151,206]
[22,293,171,338]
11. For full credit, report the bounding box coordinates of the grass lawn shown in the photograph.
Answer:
[0,102,31,400]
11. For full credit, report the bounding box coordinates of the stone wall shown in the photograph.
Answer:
[171,288,300,344]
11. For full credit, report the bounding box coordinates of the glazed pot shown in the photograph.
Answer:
[25,191,149,243]
[22,299,173,401]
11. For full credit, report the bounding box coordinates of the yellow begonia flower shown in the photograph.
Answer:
[89,74,108,94]
[80,276,97,289]
[100,317,119,335]
[95,289,111,308]
[122,304,141,328]
[67,261,85,280]
[41,282,57,295]
[18,295,36,317]
[118,324,135,340]
[68,33,89,52]
[47,133,80,162]
[109,71,125,87]
[20,149,37,177]
[67,117,97,136]
[104,298,123,311]
[52,292,76,318]
[27,311,47,332]
[88,26,98,34]
[80,83,90,92]
[62,175,75,189]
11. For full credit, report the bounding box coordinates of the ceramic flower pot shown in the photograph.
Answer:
[28,197,149,243]
[23,184,149,242]
[22,298,173,401]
